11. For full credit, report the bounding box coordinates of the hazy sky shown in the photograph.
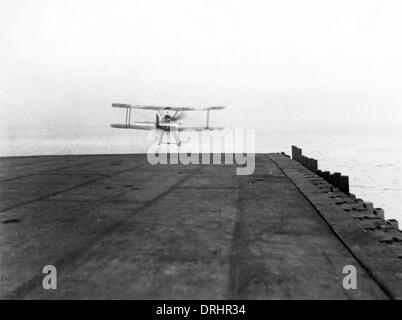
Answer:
[1,0,402,134]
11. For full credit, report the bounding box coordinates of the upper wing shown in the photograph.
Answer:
[112,104,168,111]
[112,103,225,111]
[111,122,156,130]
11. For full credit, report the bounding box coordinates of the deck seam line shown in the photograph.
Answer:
[0,162,148,213]
[0,159,109,183]
[4,166,201,299]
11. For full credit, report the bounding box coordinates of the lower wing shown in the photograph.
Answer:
[111,122,156,130]
[178,126,226,132]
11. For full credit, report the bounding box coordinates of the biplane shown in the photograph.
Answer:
[110,103,226,146]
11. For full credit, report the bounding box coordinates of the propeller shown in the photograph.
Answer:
[171,112,186,121]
